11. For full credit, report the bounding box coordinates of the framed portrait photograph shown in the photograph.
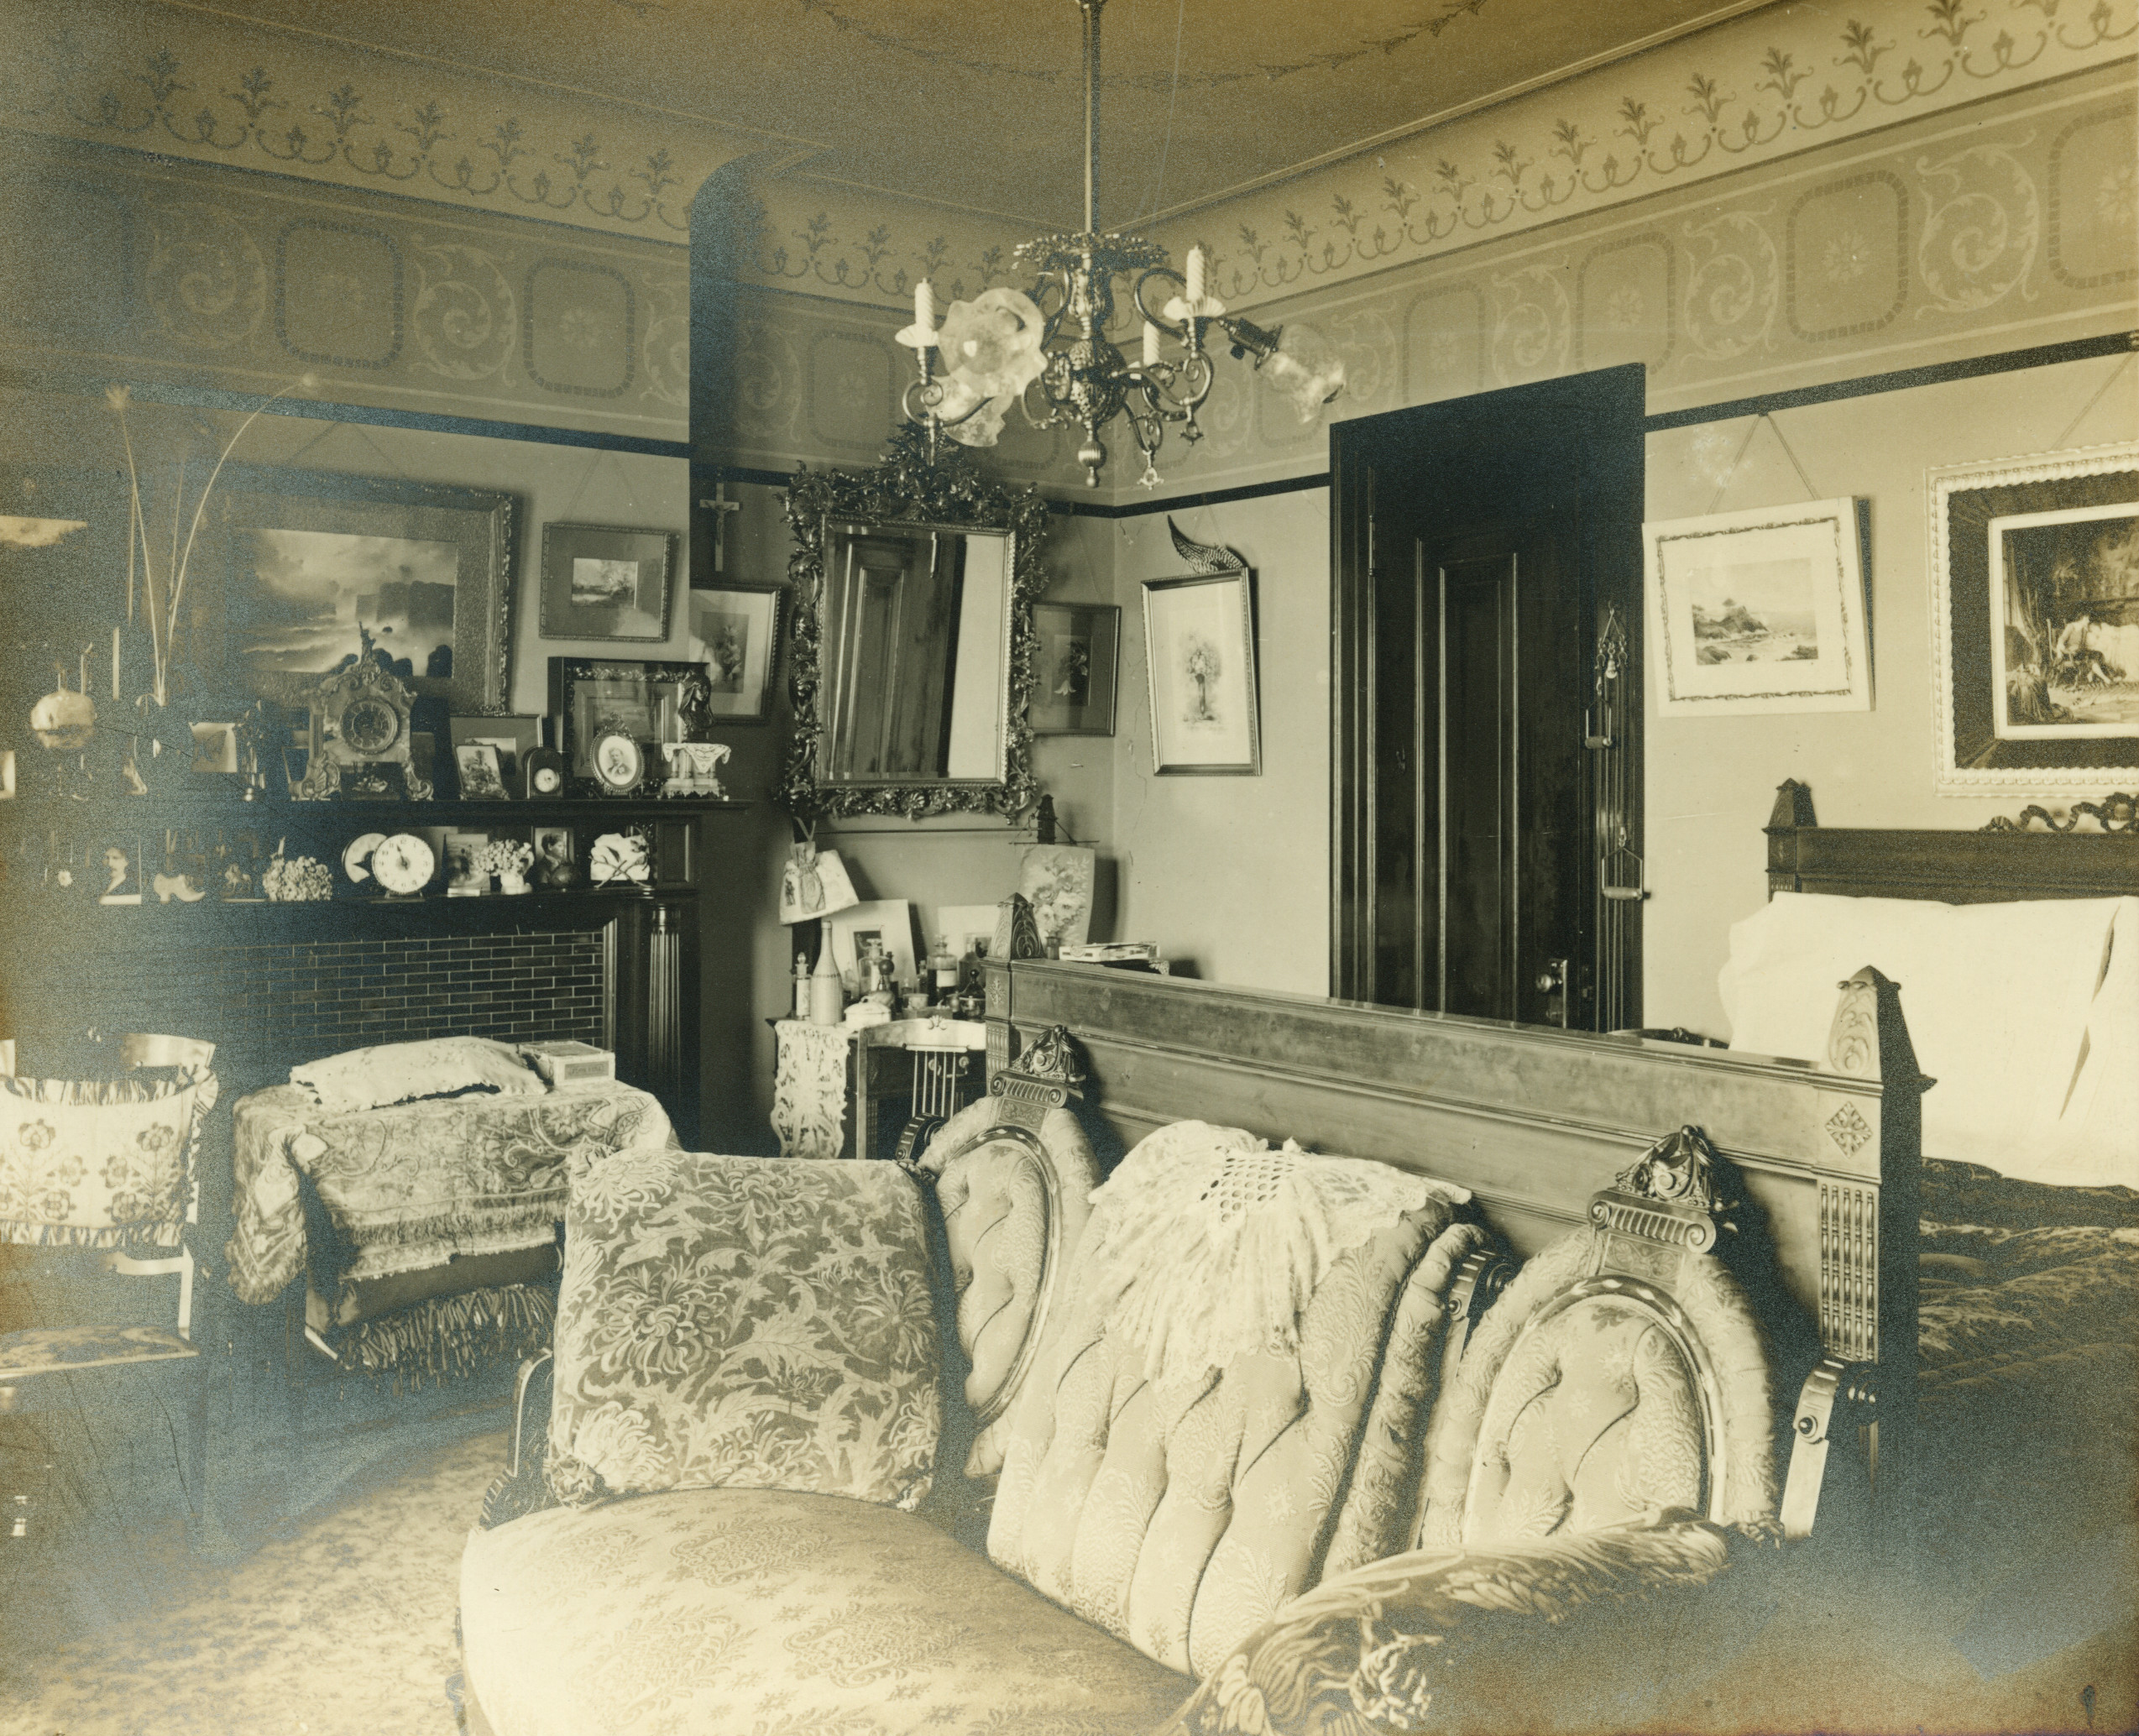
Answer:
[531,825,579,889]
[685,583,783,722]
[1645,499,1871,716]
[540,522,677,642]
[220,468,517,716]
[453,741,510,800]
[1031,602,1120,735]
[549,658,714,797]
[1142,569,1261,775]
[93,835,144,906]
[449,714,542,789]
[1932,442,2139,794]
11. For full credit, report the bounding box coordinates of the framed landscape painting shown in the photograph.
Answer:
[1645,499,1870,717]
[219,468,517,715]
[1142,570,1260,775]
[1932,442,2139,795]
[540,522,677,642]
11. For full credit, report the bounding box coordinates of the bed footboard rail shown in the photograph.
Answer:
[985,957,1927,1545]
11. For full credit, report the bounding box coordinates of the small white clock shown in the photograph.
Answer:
[371,832,436,897]
[342,832,386,884]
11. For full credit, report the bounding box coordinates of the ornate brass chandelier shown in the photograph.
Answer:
[895,0,1346,489]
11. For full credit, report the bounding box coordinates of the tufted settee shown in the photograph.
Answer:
[456,1039,1788,1736]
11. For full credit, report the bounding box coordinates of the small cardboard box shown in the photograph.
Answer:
[520,1040,617,1090]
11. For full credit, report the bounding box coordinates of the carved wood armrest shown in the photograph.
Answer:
[478,1351,557,1529]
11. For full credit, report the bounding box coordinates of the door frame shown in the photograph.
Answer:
[1330,364,1645,1027]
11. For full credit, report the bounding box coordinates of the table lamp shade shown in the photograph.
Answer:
[780,845,860,925]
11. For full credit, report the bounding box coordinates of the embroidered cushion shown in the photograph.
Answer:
[0,1070,217,1249]
[288,1036,546,1115]
[1153,1519,1739,1735]
[547,1147,941,1511]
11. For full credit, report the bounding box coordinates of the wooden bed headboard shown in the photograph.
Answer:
[1765,779,2139,902]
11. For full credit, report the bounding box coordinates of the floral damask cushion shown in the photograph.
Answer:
[548,1147,941,1510]
[1153,1519,1741,1735]
[288,1036,546,1115]
[0,1070,216,1249]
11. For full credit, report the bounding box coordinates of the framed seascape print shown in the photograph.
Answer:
[1932,442,2139,795]
[540,522,677,641]
[685,583,782,722]
[1143,569,1260,774]
[1645,499,1871,717]
[1031,602,1120,735]
[220,468,517,715]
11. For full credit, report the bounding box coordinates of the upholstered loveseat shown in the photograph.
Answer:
[456,1036,1785,1736]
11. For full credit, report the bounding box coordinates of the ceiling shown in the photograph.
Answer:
[199,0,1779,225]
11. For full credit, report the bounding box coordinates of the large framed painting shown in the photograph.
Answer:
[1645,499,1871,716]
[1142,569,1260,775]
[219,468,517,715]
[1932,442,2139,795]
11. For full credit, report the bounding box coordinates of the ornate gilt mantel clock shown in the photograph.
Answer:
[290,658,431,801]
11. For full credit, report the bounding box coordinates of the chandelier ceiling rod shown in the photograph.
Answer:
[1082,0,1102,235]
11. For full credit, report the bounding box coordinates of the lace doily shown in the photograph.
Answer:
[1078,1121,1470,1387]
[772,1020,851,1161]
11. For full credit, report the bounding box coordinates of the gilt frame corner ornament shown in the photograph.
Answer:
[777,423,1049,823]
[1931,441,2139,797]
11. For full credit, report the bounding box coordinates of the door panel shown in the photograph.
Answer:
[1331,365,1645,1030]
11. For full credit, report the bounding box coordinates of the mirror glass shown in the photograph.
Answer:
[818,520,1010,786]
[781,430,1048,821]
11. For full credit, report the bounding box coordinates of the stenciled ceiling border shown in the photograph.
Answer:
[1160,0,2136,304]
[0,0,790,243]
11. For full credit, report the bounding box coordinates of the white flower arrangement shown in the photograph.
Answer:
[262,853,333,902]
[473,840,534,878]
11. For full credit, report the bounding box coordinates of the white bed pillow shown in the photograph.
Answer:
[289,1036,548,1115]
[1718,892,2138,1189]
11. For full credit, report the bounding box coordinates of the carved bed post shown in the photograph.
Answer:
[1780,965,1926,1543]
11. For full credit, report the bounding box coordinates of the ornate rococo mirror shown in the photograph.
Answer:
[781,424,1049,820]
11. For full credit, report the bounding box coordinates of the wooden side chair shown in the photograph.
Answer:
[0,1033,220,1532]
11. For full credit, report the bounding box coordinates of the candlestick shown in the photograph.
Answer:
[1185,247,1205,306]
[1142,321,1161,367]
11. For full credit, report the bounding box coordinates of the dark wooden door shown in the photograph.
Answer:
[1332,366,1644,1030]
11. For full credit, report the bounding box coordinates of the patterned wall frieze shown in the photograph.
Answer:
[738,179,1024,310]
[1057,66,2135,500]
[0,135,690,439]
[1153,0,2135,307]
[0,0,781,243]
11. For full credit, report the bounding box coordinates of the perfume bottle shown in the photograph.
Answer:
[792,951,812,1020]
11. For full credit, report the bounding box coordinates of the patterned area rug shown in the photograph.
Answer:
[0,1428,500,1736]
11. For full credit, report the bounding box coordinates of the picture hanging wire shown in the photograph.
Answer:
[2049,351,2135,454]
[1704,411,1822,515]
[558,447,647,525]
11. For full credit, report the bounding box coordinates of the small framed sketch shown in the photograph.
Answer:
[1645,499,1870,716]
[1143,569,1261,775]
[1031,602,1120,735]
[686,583,783,722]
[188,721,241,778]
[539,522,677,641]
[1932,442,2139,795]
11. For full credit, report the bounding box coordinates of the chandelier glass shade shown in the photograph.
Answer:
[894,0,1345,489]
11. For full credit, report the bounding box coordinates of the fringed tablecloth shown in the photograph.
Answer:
[772,1019,853,1161]
[225,1082,675,1307]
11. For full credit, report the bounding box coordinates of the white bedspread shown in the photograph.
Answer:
[1719,892,2139,1189]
